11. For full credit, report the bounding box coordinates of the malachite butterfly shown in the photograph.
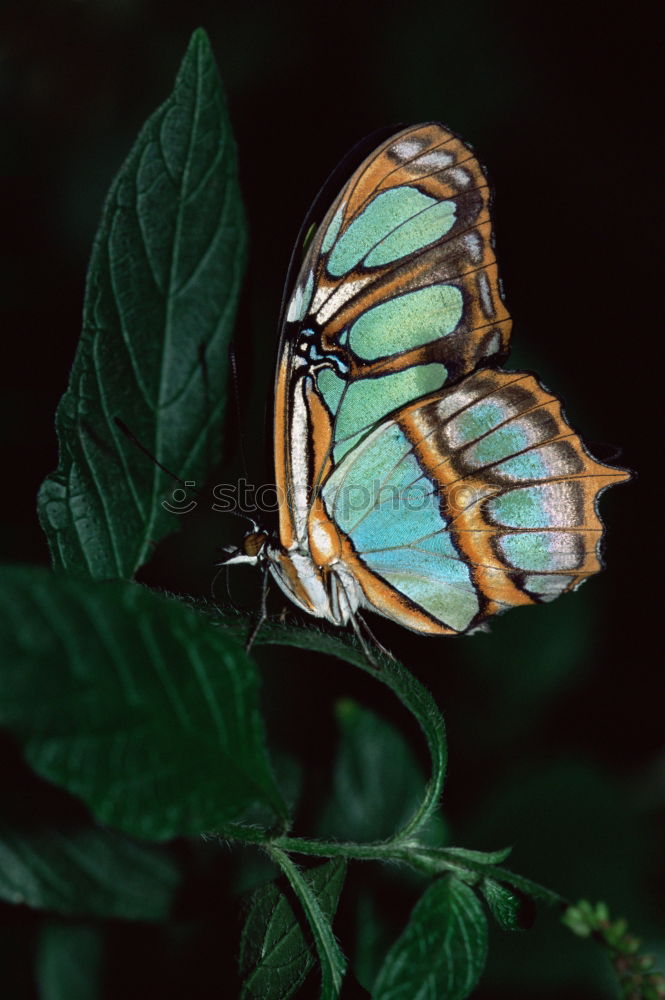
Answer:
[224,122,629,636]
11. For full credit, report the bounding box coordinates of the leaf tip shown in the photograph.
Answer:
[188,26,212,52]
[185,26,218,74]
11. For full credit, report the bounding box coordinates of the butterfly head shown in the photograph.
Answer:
[243,529,270,559]
[217,526,271,567]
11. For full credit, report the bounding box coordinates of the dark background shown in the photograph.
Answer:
[1,2,661,997]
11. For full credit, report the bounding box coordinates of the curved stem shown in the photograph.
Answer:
[250,622,448,843]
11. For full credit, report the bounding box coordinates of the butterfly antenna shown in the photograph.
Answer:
[116,401,256,529]
[229,345,251,484]
[113,417,201,496]
[198,341,213,473]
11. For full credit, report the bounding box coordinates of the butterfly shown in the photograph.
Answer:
[223,122,629,637]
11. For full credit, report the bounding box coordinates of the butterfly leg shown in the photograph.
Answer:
[346,609,383,668]
[356,611,396,664]
[210,563,241,613]
[246,563,270,653]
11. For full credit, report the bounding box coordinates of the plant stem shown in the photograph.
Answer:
[271,835,415,863]
[250,621,448,843]
[220,824,416,862]
[221,826,566,909]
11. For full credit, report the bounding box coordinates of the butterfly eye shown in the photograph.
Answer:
[243,531,269,558]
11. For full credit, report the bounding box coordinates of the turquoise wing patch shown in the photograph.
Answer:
[348,285,464,361]
[327,187,457,276]
[317,362,448,463]
[322,419,479,632]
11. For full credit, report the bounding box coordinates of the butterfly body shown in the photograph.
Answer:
[225,123,629,636]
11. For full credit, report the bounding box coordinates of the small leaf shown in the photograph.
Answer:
[0,566,286,839]
[267,848,347,1000]
[38,28,247,580]
[36,922,103,1000]
[372,876,487,1000]
[319,701,432,843]
[480,877,534,932]
[0,814,179,920]
[240,858,346,1000]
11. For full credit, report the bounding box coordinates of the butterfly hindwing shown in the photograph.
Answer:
[319,369,629,634]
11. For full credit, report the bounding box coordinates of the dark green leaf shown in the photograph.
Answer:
[266,848,346,1000]
[249,620,447,843]
[417,847,563,909]
[38,28,247,580]
[0,566,286,839]
[36,922,103,1000]
[0,815,179,920]
[240,858,346,1000]
[372,876,487,1000]
[480,877,533,931]
[319,701,443,844]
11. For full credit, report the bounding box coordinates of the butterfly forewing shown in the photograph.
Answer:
[286,122,511,376]
[275,123,511,551]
